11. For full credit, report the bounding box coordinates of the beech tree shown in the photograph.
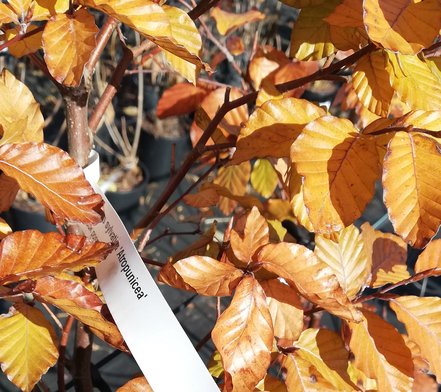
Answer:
[0,0,441,391]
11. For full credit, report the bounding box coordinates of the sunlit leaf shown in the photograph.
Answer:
[360,222,409,288]
[211,7,264,36]
[382,132,441,247]
[226,36,244,56]
[0,304,58,392]
[291,116,380,234]
[289,1,339,60]
[260,279,303,341]
[363,0,441,55]
[169,256,242,296]
[34,276,124,349]
[315,225,370,299]
[0,231,114,283]
[212,276,273,391]
[348,310,414,392]
[213,161,251,215]
[231,97,325,165]
[390,296,441,382]
[291,184,314,232]
[156,83,208,118]
[5,25,43,58]
[255,374,287,392]
[251,159,278,198]
[387,53,441,111]
[294,328,354,390]
[0,143,104,224]
[0,217,11,239]
[42,9,98,86]
[352,50,394,116]
[230,206,269,264]
[0,69,43,145]
[0,173,19,212]
[255,242,362,321]
[415,239,441,275]
[117,376,153,391]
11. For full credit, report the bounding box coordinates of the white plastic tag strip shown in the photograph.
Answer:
[82,152,218,392]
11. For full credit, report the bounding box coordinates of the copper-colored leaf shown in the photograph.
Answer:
[212,276,273,391]
[211,7,264,36]
[213,161,251,215]
[156,83,208,118]
[352,50,394,116]
[363,0,441,55]
[183,187,220,208]
[315,225,370,299]
[170,256,242,296]
[260,279,303,341]
[382,132,441,247]
[0,173,19,212]
[5,25,43,58]
[34,276,124,349]
[0,69,44,145]
[390,296,441,382]
[415,239,441,275]
[231,97,325,165]
[289,1,339,60]
[0,303,58,392]
[226,36,244,56]
[361,222,409,288]
[291,116,380,234]
[255,242,362,321]
[230,206,269,264]
[0,231,114,283]
[0,143,104,224]
[348,310,414,392]
[294,328,354,390]
[42,9,98,86]
[117,376,153,392]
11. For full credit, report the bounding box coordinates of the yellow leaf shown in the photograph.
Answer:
[256,242,362,321]
[390,296,441,382]
[291,183,314,232]
[162,5,202,84]
[117,376,153,392]
[42,9,98,86]
[363,0,441,55]
[387,53,441,111]
[231,97,325,165]
[360,222,410,288]
[291,116,380,234]
[208,350,224,378]
[382,132,441,247]
[212,276,273,391]
[260,279,303,341]
[347,360,377,391]
[32,0,70,21]
[0,69,43,145]
[348,310,414,392]
[251,159,278,198]
[315,225,370,299]
[352,50,394,116]
[211,7,265,36]
[0,217,12,239]
[213,161,251,215]
[415,239,441,275]
[0,304,58,392]
[289,1,339,60]
[0,173,19,212]
[5,25,42,58]
[294,328,354,391]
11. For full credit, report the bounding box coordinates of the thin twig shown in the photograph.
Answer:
[41,303,63,330]
[196,329,213,352]
[188,0,220,20]
[58,316,74,392]
[142,257,165,267]
[0,24,45,52]
[143,228,201,248]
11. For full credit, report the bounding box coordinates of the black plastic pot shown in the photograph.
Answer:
[104,164,150,214]
[8,202,56,233]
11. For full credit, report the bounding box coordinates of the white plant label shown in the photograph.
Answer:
[82,152,218,392]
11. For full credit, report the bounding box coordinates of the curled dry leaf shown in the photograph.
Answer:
[0,143,104,224]
[360,222,409,288]
[116,376,153,392]
[212,276,273,392]
[382,132,441,248]
[170,256,243,296]
[255,242,362,321]
[315,225,370,299]
[0,303,58,392]
[34,276,125,350]
[210,7,265,36]
[0,173,19,212]
[42,8,99,86]
[0,230,114,283]
[291,116,380,234]
[348,309,414,392]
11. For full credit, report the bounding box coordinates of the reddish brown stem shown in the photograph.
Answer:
[0,24,44,52]
[58,316,75,392]
[142,257,165,267]
[188,0,220,20]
